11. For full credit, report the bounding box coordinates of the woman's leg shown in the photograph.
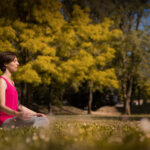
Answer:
[1,117,16,128]
[1,116,35,128]
[1,115,50,128]
[32,116,50,127]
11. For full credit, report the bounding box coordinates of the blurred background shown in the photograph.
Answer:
[0,0,150,116]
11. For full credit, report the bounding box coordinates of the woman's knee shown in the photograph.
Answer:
[33,117,50,127]
[1,117,16,127]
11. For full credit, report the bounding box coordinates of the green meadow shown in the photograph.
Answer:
[0,115,150,150]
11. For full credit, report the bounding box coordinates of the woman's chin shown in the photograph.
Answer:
[12,69,18,72]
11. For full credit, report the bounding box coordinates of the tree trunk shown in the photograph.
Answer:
[123,77,133,115]
[48,84,53,114]
[23,83,27,105]
[137,86,141,106]
[48,102,52,114]
[136,11,142,31]
[122,82,128,114]
[125,97,131,115]
[121,53,131,115]
[20,82,27,105]
[130,78,135,107]
[20,82,24,105]
[27,83,33,106]
[88,82,93,114]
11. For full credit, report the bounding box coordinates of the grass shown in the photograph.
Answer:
[0,115,150,150]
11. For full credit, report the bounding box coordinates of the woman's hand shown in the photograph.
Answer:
[16,111,33,120]
[33,113,47,118]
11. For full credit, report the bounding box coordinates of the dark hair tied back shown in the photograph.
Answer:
[0,51,17,72]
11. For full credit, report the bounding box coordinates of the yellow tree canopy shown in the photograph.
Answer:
[0,2,122,92]
[55,5,122,91]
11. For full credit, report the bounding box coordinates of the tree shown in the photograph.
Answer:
[0,0,65,107]
[114,30,150,114]
[62,0,150,115]
[55,5,122,114]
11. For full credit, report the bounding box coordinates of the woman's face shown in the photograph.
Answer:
[5,57,19,72]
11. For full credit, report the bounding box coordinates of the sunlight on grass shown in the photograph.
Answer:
[0,115,150,150]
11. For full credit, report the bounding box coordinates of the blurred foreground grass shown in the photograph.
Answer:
[0,115,150,150]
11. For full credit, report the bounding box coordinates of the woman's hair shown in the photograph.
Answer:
[0,51,17,72]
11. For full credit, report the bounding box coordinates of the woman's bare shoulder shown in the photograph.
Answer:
[0,78,7,89]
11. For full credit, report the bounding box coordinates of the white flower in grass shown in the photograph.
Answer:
[32,132,38,141]
[140,118,150,133]
[26,137,31,143]
[4,137,9,141]
[39,131,50,142]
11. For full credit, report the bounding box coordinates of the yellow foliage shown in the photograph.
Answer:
[71,5,91,25]
[55,28,76,57]
[20,39,41,53]
[56,50,95,84]
[95,56,106,67]
[19,37,56,56]
[13,20,27,31]
[0,1,121,91]
[81,42,93,49]
[89,69,118,89]
[32,0,66,32]
[42,47,56,56]
[41,73,51,85]
[20,29,35,41]
[32,56,56,74]
[0,40,16,52]
[15,63,41,85]
[110,29,123,39]
[0,26,16,40]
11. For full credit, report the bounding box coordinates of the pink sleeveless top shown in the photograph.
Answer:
[0,76,18,125]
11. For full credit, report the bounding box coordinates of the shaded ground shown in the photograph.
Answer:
[92,106,122,116]
[32,102,150,116]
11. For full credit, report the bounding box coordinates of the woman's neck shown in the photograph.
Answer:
[2,70,12,80]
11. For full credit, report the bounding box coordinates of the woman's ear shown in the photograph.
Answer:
[4,63,7,67]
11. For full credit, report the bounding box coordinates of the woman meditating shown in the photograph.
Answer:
[0,51,50,128]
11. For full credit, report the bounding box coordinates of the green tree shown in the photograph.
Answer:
[114,30,150,114]
[62,0,150,115]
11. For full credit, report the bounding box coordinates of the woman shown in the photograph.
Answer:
[0,51,50,128]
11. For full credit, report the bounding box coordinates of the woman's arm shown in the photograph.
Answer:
[0,78,32,120]
[18,105,47,117]
[18,105,37,115]
[0,78,18,116]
